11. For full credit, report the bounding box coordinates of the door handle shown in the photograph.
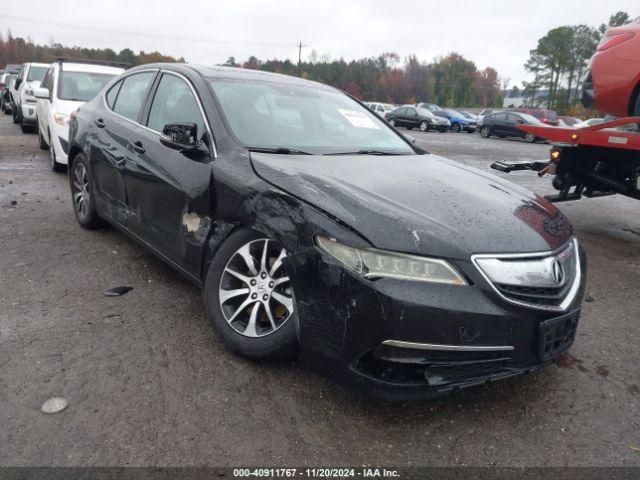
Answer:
[128,141,145,154]
[94,118,105,128]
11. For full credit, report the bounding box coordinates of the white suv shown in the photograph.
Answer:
[11,62,49,132]
[35,60,124,171]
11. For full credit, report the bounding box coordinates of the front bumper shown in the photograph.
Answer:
[293,245,586,400]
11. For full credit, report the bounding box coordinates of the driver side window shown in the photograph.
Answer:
[147,73,205,137]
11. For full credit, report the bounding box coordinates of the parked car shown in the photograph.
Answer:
[512,108,559,126]
[363,101,396,117]
[386,105,450,132]
[582,18,640,117]
[34,59,125,171]
[460,110,478,121]
[479,111,544,142]
[558,116,582,127]
[441,108,476,133]
[10,62,49,132]
[67,64,585,399]
[1,72,18,114]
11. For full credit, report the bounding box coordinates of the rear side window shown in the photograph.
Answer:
[146,73,205,135]
[106,80,122,109]
[112,72,155,122]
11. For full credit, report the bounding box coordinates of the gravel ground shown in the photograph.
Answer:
[1,114,639,467]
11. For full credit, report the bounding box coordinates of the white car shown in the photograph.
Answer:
[364,102,397,118]
[35,60,124,171]
[11,62,49,132]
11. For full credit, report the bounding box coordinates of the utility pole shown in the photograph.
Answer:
[297,41,306,73]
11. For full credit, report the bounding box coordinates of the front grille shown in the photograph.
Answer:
[496,283,571,307]
[473,238,581,311]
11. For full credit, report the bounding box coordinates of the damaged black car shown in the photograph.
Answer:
[67,64,586,400]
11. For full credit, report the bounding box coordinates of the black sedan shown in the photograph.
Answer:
[479,111,544,143]
[67,64,585,399]
[385,105,451,132]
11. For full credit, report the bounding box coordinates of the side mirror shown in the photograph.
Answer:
[14,78,22,89]
[515,120,524,125]
[34,87,49,99]
[160,122,200,152]
[403,133,416,144]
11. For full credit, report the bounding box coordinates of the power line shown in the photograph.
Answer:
[0,13,297,49]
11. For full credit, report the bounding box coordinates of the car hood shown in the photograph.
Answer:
[251,153,573,260]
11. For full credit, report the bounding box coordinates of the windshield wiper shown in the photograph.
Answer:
[324,149,406,156]
[247,146,312,155]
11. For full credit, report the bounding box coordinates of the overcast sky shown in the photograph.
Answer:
[1,0,638,87]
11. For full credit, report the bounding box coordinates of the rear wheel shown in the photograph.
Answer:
[451,123,461,133]
[70,154,102,229]
[634,91,640,116]
[525,132,536,143]
[388,118,396,127]
[480,126,491,138]
[203,229,299,360]
[419,121,429,132]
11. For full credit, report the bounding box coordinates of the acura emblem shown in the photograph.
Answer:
[551,260,564,285]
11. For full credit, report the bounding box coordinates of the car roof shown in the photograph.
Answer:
[60,62,125,75]
[127,63,336,91]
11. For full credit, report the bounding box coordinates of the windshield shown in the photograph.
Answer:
[208,79,414,155]
[446,109,463,118]
[27,66,47,82]
[58,71,118,102]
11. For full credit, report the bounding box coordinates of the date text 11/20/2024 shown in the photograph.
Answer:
[233,468,401,478]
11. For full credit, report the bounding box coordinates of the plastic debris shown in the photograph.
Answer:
[41,397,68,414]
[104,286,133,297]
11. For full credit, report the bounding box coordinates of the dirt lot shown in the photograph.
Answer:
[1,114,639,467]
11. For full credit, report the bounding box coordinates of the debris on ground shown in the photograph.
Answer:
[41,397,68,414]
[103,286,133,297]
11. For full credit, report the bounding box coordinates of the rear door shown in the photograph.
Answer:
[492,113,509,135]
[91,71,157,224]
[405,107,419,127]
[121,71,214,275]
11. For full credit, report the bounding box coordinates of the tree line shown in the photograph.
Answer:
[225,52,502,107]
[1,31,502,108]
[0,31,183,68]
[523,11,634,113]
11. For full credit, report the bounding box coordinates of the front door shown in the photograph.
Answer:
[122,72,214,276]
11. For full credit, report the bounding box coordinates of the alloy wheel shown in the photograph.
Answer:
[49,134,56,167]
[388,118,395,126]
[420,121,428,132]
[525,132,535,143]
[72,163,90,220]
[480,126,490,138]
[218,238,294,338]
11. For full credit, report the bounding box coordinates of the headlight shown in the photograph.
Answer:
[316,236,466,285]
[53,112,70,126]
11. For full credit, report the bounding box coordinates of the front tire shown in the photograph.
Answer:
[480,126,491,138]
[388,118,396,127]
[12,104,19,124]
[419,121,429,132]
[451,123,461,133]
[70,154,102,229]
[203,229,299,360]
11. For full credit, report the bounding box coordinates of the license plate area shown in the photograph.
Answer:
[539,312,579,361]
